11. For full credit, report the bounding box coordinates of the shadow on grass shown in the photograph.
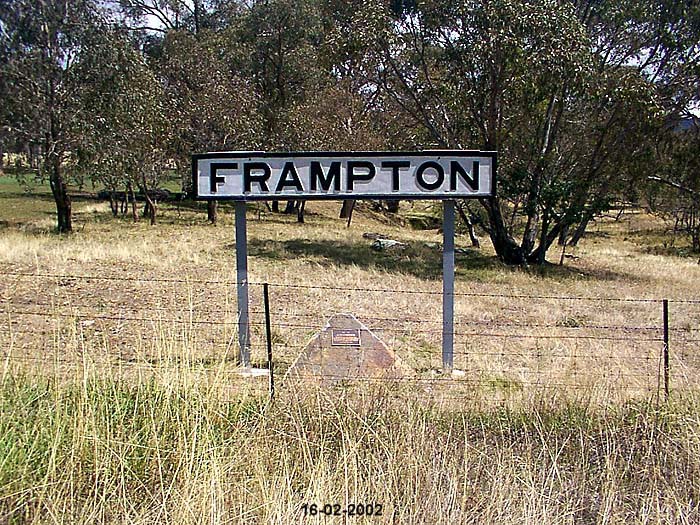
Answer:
[170,199,329,223]
[248,237,499,281]
[0,190,102,205]
[0,191,107,229]
[248,237,642,284]
[527,255,665,283]
[580,230,612,239]
[0,191,54,200]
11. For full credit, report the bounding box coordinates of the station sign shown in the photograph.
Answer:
[192,151,496,200]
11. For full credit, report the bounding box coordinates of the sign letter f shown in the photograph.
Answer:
[210,162,238,193]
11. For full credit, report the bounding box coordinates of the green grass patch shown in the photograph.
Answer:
[0,172,56,225]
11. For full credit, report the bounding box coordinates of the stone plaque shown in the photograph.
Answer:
[286,313,409,383]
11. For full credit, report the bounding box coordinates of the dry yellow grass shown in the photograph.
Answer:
[2,195,700,523]
[1,362,699,524]
[1,198,699,400]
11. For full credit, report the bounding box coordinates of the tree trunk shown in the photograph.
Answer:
[120,192,127,215]
[558,224,569,246]
[143,195,157,225]
[27,143,35,169]
[535,212,550,265]
[569,215,592,246]
[140,183,158,225]
[47,143,71,233]
[109,191,118,217]
[522,93,561,255]
[47,93,71,233]
[527,221,565,264]
[340,200,355,219]
[207,200,218,224]
[521,169,544,255]
[128,182,138,222]
[480,197,525,264]
[521,209,539,255]
[386,199,400,213]
[466,220,480,248]
[49,171,72,232]
[456,202,480,248]
[340,200,356,227]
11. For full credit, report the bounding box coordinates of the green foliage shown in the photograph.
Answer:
[157,29,263,186]
[372,0,699,263]
[646,119,700,251]
[76,27,171,197]
[230,0,328,145]
[0,0,111,231]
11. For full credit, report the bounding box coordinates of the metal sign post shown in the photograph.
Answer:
[442,200,455,373]
[235,201,251,367]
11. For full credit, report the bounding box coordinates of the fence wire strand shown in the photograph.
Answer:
[2,272,698,396]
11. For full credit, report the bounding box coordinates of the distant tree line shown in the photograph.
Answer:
[0,0,698,263]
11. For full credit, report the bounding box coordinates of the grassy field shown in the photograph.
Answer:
[1,173,699,523]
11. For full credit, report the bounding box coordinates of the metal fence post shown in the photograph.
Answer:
[263,283,274,401]
[663,299,669,400]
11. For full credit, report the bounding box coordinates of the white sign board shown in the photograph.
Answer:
[192,151,496,200]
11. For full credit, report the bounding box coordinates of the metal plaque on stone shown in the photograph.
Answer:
[331,328,361,346]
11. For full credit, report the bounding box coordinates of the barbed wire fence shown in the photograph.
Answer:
[1,272,698,402]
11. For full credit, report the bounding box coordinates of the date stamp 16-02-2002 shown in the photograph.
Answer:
[300,503,384,518]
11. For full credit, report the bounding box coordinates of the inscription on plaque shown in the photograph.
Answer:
[331,328,361,346]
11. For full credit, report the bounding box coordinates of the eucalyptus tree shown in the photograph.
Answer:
[75,26,172,225]
[562,0,700,247]
[234,0,326,143]
[375,0,700,264]
[157,29,263,222]
[0,0,109,232]
[114,0,222,223]
[376,0,593,262]
[647,118,700,252]
[314,0,411,219]
[115,0,208,33]
[228,0,332,218]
